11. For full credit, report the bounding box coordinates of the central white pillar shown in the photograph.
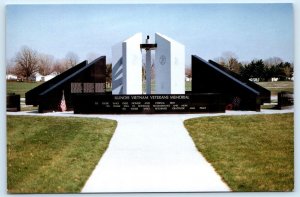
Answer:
[146,50,151,94]
[141,35,156,95]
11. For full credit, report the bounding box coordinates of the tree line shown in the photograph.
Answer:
[7,46,80,81]
[7,46,113,84]
[7,47,293,83]
[213,52,293,81]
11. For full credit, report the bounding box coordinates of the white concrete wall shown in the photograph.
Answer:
[112,33,143,95]
[154,33,171,94]
[170,37,185,94]
[112,32,184,95]
[122,33,143,94]
[154,33,185,94]
[112,42,123,95]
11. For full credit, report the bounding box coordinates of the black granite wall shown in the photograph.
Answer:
[25,56,106,113]
[208,60,271,104]
[191,55,262,111]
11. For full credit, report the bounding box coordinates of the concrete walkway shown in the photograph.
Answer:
[7,108,293,192]
[81,115,230,192]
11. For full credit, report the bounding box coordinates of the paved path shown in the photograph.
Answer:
[81,115,230,192]
[7,108,293,192]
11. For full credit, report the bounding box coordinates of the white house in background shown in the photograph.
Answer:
[34,72,58,82]
[185,75,192,82]
[44,72,58,81]
[249,78,260,82]
[6,74,18,80]
[34,73,44,82]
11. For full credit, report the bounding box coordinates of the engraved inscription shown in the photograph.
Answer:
[159,55,166,65]
[72,82,105,94]
[73,94,225,114]
[95,83,105,93]
[84,83,95,93]
[71,83,82,93]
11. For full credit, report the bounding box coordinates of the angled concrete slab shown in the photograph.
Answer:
[154,33,185,94]
[112,33,143,95]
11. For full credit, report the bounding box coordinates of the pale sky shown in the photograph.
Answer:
[6,3,294,66]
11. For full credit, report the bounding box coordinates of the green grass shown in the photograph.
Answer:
[185,81,191,91]
[7,115,117,193]
[257,81,294,95]
[260,104,277,110]
[7,81,43,98]
[185,81,293,95]
[21,106,38,112]
[184,113,294,191]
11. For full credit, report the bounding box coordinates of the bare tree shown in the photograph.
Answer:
[52,60,67,74]
[86,52,99,62]
[38,54,54,75]
[65,52,79,68]
[14,46,39,80]
[214,51,237,66]
[213,56,226,66]
[6,59,17,75]
[151,62,155,79]
[222,51,237,61]
[185,67,192,78]
[214,51,241,74]
[264,57,283,68]
[142,63,146,80]
[106,63,112,88]
[227,57,241,74]
[283,66,292,79]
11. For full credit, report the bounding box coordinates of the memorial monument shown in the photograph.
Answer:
[25,57,106,113]
[154,33,185,94]
[112,33,143,95]
[25,33,270,114]
[112,32,185,95]
[191,56,270,111]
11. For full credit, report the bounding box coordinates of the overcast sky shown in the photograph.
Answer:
[6,3,294,66]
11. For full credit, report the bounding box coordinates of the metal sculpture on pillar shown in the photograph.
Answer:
[140,35,157,94]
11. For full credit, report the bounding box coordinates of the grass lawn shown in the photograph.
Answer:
[184,113,294,191]
[185,81,293,95]
[257,81,294,95]
[21,106,38,112]
[7,81,43,98]
[7,115,117,193]
[185,81,191,91]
